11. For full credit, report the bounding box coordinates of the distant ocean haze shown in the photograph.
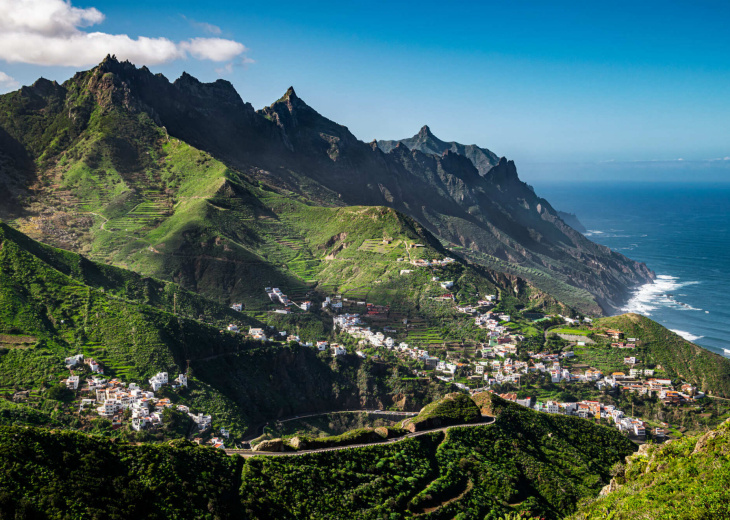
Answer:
[536,181,730,357]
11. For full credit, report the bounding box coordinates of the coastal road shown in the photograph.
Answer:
[227,416,495,458]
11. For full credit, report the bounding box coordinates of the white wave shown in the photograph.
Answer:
[670,329,703,342]
[622,274,700,316]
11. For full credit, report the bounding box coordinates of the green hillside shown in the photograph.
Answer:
[0,223,451,438]
[0,58,655,315]
[571,419,730,519]
[596,313,730,397]
[0,394,635,520]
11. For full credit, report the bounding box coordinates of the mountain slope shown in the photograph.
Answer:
[596,313,730,397]
[571,419,730,520]
[0,57,653,314]
[0,58,567,321]
[377,124,500,176]
[0,394,636,520]
[0,224,453,435]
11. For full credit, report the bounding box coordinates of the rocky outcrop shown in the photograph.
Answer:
[251,438,286,452]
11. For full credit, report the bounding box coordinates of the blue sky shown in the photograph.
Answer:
[1,0,729,181]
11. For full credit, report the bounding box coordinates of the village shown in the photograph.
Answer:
[221,277,706,444]
[62,354,229,449]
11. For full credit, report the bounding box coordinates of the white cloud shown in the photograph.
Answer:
[0,71,20,91]
[215,63,234,76]
[215,57,256,76]
[181,16,222,36]
[180,38,245,62]
[0,0,247,67]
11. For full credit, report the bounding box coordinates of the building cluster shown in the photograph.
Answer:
[65,354,104,374]
[494,392,665,439]
[404,256,456,268]
[265,287,291,306]
[63,362,217,435]
[334,313,397,348]
[262,287,312,311]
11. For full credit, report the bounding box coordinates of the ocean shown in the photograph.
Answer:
[536,182,730,357]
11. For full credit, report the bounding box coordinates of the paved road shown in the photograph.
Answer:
[242,409,420,442]
[228,416,495,458]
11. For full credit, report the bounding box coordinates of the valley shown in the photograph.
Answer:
[0,56,723,520]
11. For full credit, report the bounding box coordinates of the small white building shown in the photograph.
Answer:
[65,375,80,390]
[175,373,188,388]
[65,354,84,367]
[149,372,168,391]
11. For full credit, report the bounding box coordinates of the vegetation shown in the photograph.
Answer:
[571,419,730,519]
[401,393,482,431]
[597,314,730,397]
[0,223,450,441]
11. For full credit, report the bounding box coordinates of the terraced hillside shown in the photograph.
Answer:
[0,224,453,437]
[0,72,565,320]
[0,57,654,315]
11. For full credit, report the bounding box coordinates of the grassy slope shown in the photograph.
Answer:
[571,420,730,520]
[401,392,482,431]
[241,394,635,520]
[0,224,451,436]
[2,66,567,322]
[0,393,635,520]
[597,313,730,397]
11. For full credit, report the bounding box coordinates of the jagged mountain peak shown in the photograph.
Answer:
[284,86,298,99]
[418,124,434,138]
[377,127,500,176]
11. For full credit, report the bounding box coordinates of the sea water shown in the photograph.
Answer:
[536,182,730,357]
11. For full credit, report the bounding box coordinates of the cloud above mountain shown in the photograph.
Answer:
[0,72,20,92]
[0,0,247,67]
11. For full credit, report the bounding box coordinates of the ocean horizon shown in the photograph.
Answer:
[536,181,730,358]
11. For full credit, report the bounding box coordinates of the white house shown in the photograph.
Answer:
[331,344,347,356]
[149,372,168,391]
[316,341,329,351]
[190,413,212,430]
[440,281,454,289]
[230,303,243,312]
[175,373,188,388]
[65,375,80,390]
[65,354,84,367]
[227,324,239,333]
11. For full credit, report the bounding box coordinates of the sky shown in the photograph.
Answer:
[1,0,729,182]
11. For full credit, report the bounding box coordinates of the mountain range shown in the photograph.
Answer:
[0,55,653,315]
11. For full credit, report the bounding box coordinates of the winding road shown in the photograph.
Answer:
[242,409,420,442]
[227,415,495,458]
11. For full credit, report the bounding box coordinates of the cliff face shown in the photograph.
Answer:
[378,124,500,176]
[0,57,654,314]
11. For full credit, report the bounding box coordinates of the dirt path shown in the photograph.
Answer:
[417,479,474,515]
